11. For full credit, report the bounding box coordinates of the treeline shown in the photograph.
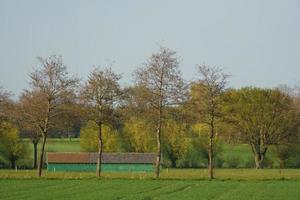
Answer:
[0,47,299,179]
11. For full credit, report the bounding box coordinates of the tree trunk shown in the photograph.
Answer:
[96,122,103,177]
[208,135,214,179]
[254,153,264,169]
[33,142,38,169]
[38,134,47,177]
[155,122,162,178]
[208,115,215,180]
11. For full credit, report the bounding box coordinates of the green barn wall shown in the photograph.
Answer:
[47,163,154,172]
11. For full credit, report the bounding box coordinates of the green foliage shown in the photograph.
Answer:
[162,119,190,167]
[286,153,300,168]
[167,123,226,168]
[80,121,121,152]
[244,156,256,168]
[122,117,155,152]
[0,122,29,168]
[262,156,274,168]
[223,87,297,144]
[283,141,300,168]
[223,87,299,168]
[224,155,242,168]
[175,145,202,168]
[191,123,224,163]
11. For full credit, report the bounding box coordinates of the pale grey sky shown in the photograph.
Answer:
[0,0,300,97]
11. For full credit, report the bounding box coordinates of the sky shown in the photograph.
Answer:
[0,0,300,98]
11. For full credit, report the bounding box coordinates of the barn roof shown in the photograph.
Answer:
[47,152,156,164]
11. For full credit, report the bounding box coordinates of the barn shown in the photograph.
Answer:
[47,152,157,172]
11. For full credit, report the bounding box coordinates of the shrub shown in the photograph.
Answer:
[214,156,225,168]
[80,121,121,152]
[176,144,207,168]
[244,156,256,168]
[285,145,300,168]
[0,122,30,169]
[225,155,241,168]
[262,157,274,168]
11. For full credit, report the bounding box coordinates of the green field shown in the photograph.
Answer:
[1,169,300,180]
[24,138,81,153]
[2,139,297,199]
[1,169,300,199]
[1,179,300,200]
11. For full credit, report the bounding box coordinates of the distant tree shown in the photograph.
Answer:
[80,67,121,177]
[52,93,83,140]
[223,87,299,169]
[123,117,155,153]
[163,118,189,167]
[274,85,300,168]
[26,129,40,169]
[0,87,13,123]
[120,86,156,153]
[20,55,78,176]
[191,65,229,179]
[16,93,42,169]
[134,47,186,178]
[0,122,29,169]
[19,123,40,169]
[80,121,120,152]
[121,85,152,118]
[274,140,299,169]
[191,123,224,168]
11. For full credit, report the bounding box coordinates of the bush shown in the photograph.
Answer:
[176,144,207,168]
[214,156,225,168]
[0,122,30,169]
[225,156,241,168]
[80,121,122,152]
[286,154,300,168]
[262,157,274,168]
[190,126,224,168]
[244,156,256,168]
[161,157,172,168]
[285,146,300,168]
[243,155,274,169]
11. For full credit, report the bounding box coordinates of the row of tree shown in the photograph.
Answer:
[0,47,299,179]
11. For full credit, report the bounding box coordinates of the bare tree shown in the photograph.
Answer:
[80,67,121,177]
[0,87,12,123]
[27,129,40,169]
[52,92,83,141]
[193,65,229,179]
[135,47,186,178]
[15,94,42,169]
[21,55,78,176]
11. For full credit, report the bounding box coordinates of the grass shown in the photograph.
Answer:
[23,138,81,153]
[1,169,300,199]
[1,178,300,200]
[1,168,300,180]
[222,143,277,163]
[1,139,296,199]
